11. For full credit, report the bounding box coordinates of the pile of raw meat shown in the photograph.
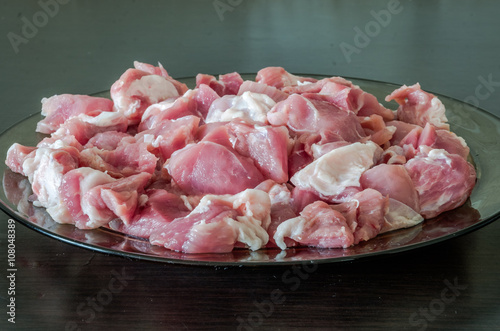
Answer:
[5,62,476,253]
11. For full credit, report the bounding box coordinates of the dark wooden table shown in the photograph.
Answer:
[1,1,500,330]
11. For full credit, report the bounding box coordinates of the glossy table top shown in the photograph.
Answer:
[1,1,499,330]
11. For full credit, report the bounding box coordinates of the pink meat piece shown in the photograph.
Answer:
[274,200,354,250]
[133,61,189,95]
[205,92,276,124]
[397,123,470,160]
[331,189,388,244]
[255,67,317,89]
[198,121,291,183]
[290,142,380,203]
[196,72,244,96]
[138,95,200,132]
[386,83,449,130]
[85,131,133,150]
[417,123,470,160]
[237,81,289,102]
[108,189,191,238]
[404,146,476,218]
[226,120,291,183]
[110,68,180,125]
[386,120,420,145]
[79,140,157,178]
[36,94,114,134]
[290,186,322,214]
[267,94,366,143]
[50,112,129,145]
[381,198,424,233]
[310,141,351,159]
[20,146,80,224]
[360,163,420,212]
[190,84,220,119]
[149,189,271,253]
[60,168,150,229]
[167,141,265,195]
[286,77,394,121]
[358,114,396,147]
[379,145,407,165]
[135,115,200,162]
[255,180,297,248]
[5,144,37,175]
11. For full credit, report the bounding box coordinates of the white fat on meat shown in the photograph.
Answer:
[290,141,379,199]
[381,198,424,233]
[192,189,271,250]
[113,73,179,121]
[78,168,116,228]
[22,147,77,223]
[205,91,276,124]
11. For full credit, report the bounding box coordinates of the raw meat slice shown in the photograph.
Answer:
[138,95,199,132]
[60,168,150,229]
[167,141,265,195]
[405,146,476,218]
[274,200,354,250]
[22,147,80,224]
[111,68,180,125]
[331,189,388,244]
[149,189,271,253]
[226,120,291,183]
[50,111,129,145]
[256,67,317,89]
[290,142,380,202]
[267,94,366,143]
[205,92,276,124]
[358,114,397,147]
[133,61,189,95]
[196,72,244,96]
[285,77,394,121]
[85,131,133,150]
[255,180,297,248]
[5,144,37,175]
[360,163,420,212]
[386,83,449,130]
[108,189,191,238]
[79,140,157,178]
[381,198,424,233]
[135,115,200,162]
[189,84,221,119]
[36,94,114,134]
[237,81,289,102]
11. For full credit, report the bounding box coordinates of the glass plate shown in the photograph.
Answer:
[1,75,499,266]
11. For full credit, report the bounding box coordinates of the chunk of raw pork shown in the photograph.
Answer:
[237,81,289,102]
[36,94,114,134]
[108,189,191,238]
[205,92,276,124]
[386,83,449,130]
[274,201,354,250]
[290,142,380,202]
[111,68,180,125]
[330,189,388,244]
[50,111,129,145]
[267,94,366,143]
[149,189,271,253]
[167,141,265,195]
[196,72,244,96]
[133,61,189,95]
[60,168,151,229]
[256,67,317,89]
[21,146,80,224]
[79,140,157,178]
[360,163,419,212]
[404,147,476,218]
